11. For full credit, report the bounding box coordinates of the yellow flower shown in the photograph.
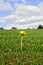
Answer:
[20,31,26,36]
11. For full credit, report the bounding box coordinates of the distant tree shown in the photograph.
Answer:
[0,27,4,30]
[11,27,17,29]
[38,25,43,29]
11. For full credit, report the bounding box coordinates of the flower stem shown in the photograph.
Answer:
[21,36,23,52]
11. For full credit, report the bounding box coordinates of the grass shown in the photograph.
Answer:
[0,29,43,65]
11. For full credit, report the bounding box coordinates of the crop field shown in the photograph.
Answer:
[0,29,43,65]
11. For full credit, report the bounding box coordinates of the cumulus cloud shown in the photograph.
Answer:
[6,0,26,2]
[14,2,20,8]
[1,4,42,20]
[0,19,5,23]
[5,21,43,29]
[38,2,43,15]
[21,0,27,4]
[0,0,4,3]
[15,4,41,17]
[6,0,19,2]
[0,2,43,29]
[0,2,13,11]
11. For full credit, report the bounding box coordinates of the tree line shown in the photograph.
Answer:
[37,25,43,29]
[0,25,43,30]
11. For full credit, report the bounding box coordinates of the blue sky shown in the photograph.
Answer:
[0,0,43,29]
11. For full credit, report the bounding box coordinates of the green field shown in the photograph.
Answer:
[0,29,43,65]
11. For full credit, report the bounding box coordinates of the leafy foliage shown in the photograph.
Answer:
[11,27,17,29]
[38,25,43,29]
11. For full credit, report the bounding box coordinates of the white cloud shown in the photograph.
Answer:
[17,16,43,23]
[4,21,43,29]
[15,4,41,17]
[1,4,42,21]
[0,0,4,3]
[0,19,5,23]
[14,2,19,8]
[38,2,43,15]
[1,14,18,20]
[6,0,19,2]
[0,2,13,11]
[0,2,43,29]
[21,0,26,4]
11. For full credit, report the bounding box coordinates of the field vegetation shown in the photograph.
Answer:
[0,29,43,65]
